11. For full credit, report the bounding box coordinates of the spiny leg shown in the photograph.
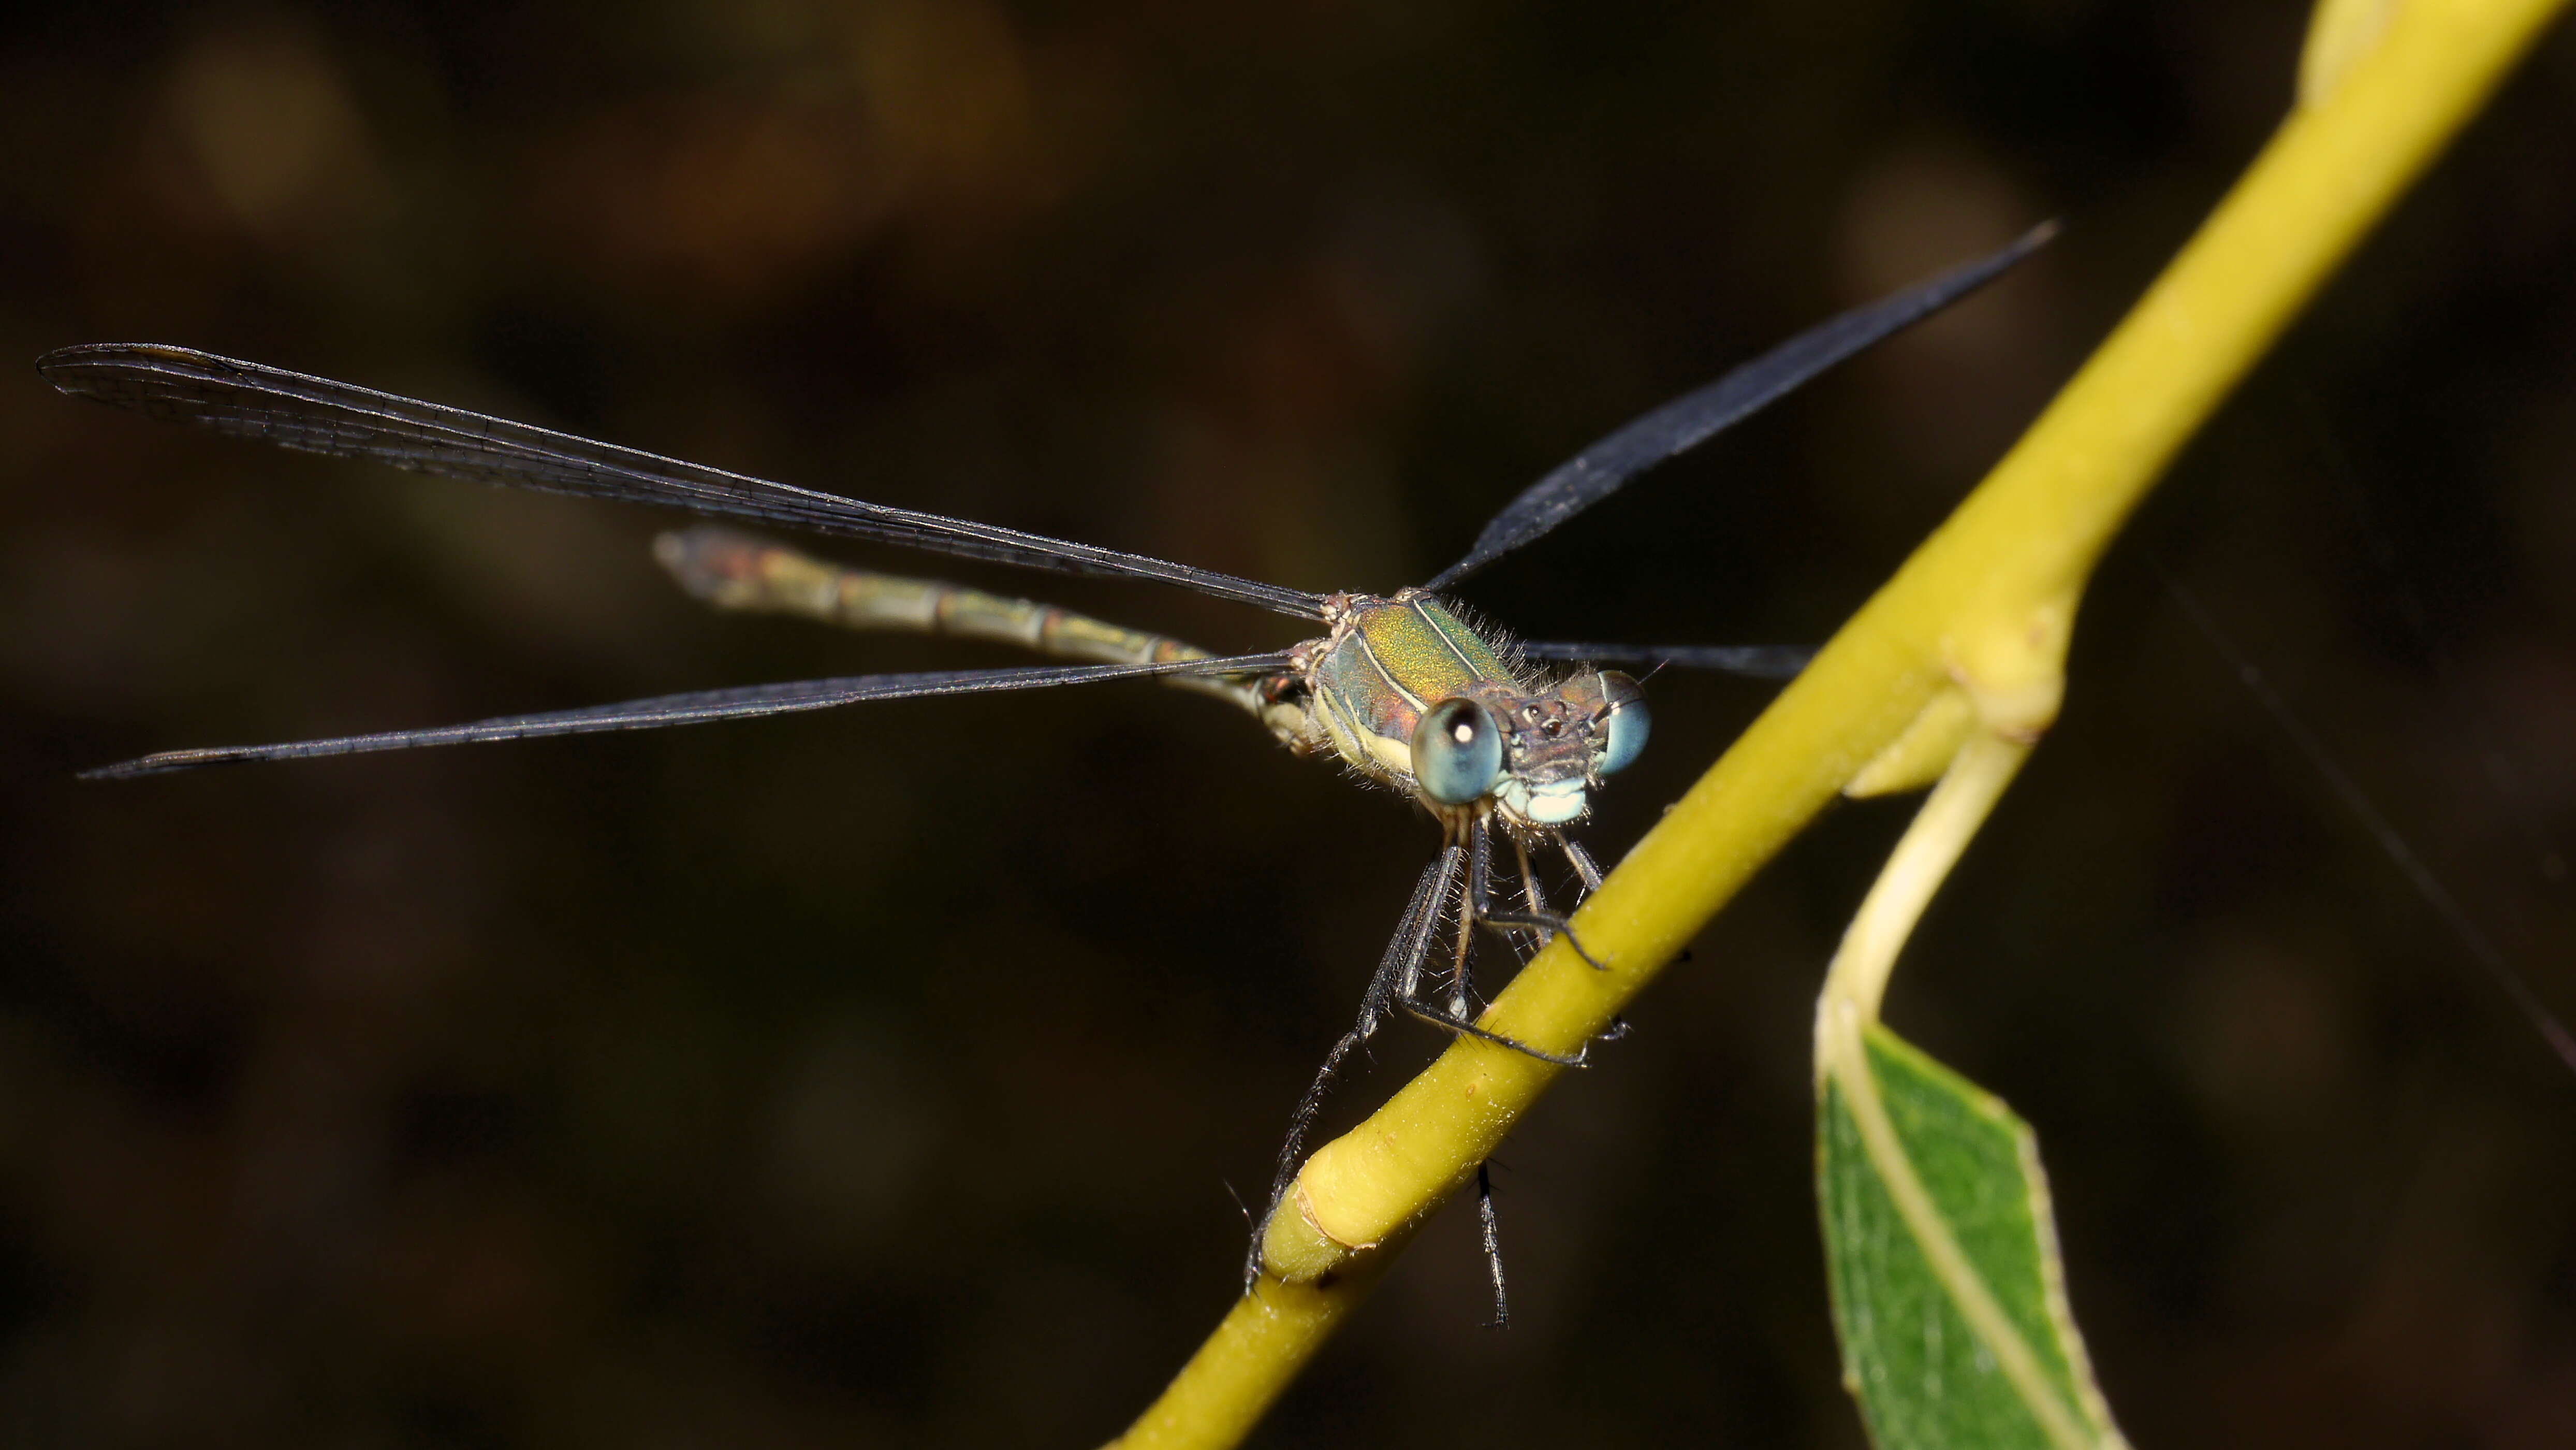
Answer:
[1469,817,1606,970]
[1558,832,1604,893]
[1246,844,1460,1288]
[1488,830,1641,1055]
[1391,996,1588,1064]
[1419,829,1578,1326]
[1252,830,1588,1295]
[1476,1161,1510,1330]
[1391,993,1588,1064]
[1445,848,1480,1018]
[1515,836,1550,923]
[1389,822,1584,1061]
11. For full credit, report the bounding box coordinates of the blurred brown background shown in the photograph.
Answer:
[3,3,2574,1446]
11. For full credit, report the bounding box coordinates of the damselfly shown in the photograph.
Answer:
[41,223,2048,1302]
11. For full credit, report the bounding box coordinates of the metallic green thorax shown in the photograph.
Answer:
[1304,592,1514,787]
[1294,590,1612,830]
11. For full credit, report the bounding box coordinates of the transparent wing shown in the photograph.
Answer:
[80,651,1296,779]
[1426,223,2055,591]
[1518,641,1810,679]
[39,345,1329,620]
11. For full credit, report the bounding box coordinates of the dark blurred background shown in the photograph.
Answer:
[3,3,2573,1446]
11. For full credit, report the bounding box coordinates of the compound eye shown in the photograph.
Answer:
[1411,698,1506,806]
[1594,671,1649,775]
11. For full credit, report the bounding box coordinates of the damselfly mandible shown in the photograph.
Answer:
[41,224,2049,1307]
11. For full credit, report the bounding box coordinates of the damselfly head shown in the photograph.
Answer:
[1426,670,1652,829]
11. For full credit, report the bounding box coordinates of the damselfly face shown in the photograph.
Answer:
[1409,671,1649,828]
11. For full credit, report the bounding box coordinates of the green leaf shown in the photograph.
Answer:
[1817,1025,2126,1450]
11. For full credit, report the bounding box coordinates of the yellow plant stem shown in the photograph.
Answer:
[1109,1,2569,1444]
[1107,1229,1411,1450]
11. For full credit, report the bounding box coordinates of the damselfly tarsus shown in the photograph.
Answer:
[41,222,2050,1311]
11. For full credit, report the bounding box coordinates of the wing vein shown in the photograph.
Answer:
[80,651,1298,779]
[40,345,1328,619]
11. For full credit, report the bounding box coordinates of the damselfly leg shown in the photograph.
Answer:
[1466,817,1604,970]
[1245,819,1602,1288]
[1476,1162,1510,1329]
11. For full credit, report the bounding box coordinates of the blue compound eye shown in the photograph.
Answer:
[1411,698,1506,806]
[1595,671,1649,775]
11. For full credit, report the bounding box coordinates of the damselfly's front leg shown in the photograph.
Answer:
[1475,1162,1510,1329]
[1558,833,1603,893]
[1247,836,1586,1291]
[1246,844,1460,1286]
[1388,824,1589,1061]
[1516,837,1551,938]
[1463,818,1605,971]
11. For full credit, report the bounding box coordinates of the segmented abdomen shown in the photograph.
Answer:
[654,525,1269,715]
